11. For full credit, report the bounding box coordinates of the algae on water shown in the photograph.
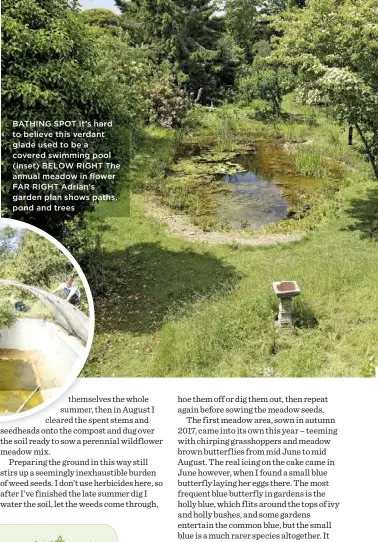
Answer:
[0,350,43,413]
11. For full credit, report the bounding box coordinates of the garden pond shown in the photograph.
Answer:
[168,135,329,230]
[217,138,325,229]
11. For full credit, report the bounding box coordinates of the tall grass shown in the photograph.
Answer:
[294,148,329,177]
[279,123,311,143]
[215,108,238,151]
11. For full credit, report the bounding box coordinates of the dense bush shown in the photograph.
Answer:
[1,0,134,235]
[0,301,17,330]
[149,75,192,128]
[273,0,378,179]
[237,45,296,116]
[1,229,73,288]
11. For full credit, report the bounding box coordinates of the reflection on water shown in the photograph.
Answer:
[220,170,288,229]
[217,138,323,230]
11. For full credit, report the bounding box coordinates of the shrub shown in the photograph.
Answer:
[149,75,191,129]
[0,301,17,330]
[215,108,238,151]
[238,64,296,116]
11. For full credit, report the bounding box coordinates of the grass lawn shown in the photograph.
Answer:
[83,100,378,378]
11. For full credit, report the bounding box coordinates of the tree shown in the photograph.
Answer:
[0,227,18,256]
[2,229,74,288]
[1,0,130,235]
[116,0,182,56]
[224,0,263,61]
[115,0,229,100]
[260,0,306,14]
[273,0,378,178]
[239,64,295,115]
[81,8,121,30]
[92,28,152,128]
[224,0,306,63]
[237,41,295,115]
[0,301,17,330]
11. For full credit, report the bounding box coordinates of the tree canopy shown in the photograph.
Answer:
[0,228,73,288]
[81,8,121,29]
[273,0,378,178]
[0,301,17,330]
[0,225,86,322]
[1,0,133,234]
[115,0,236,99]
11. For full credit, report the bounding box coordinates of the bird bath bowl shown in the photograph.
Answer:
[273,281,300,327]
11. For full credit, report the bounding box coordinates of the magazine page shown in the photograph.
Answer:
[1,1,377,542]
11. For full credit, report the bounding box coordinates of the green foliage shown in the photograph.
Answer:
[81,8,121,30]
[236,40,296,115]
[0,226,77,290]
[213,33,245,99]
[60,216,105,297]
[149,75,191,128]
[9,231,73,288]
[273,0,378,178]
[93,30,152,128]
[116,0,237,101]
[238,62,296,115]
[2,0,377,380]
[0,226,89,312]
[224,0,306,62]
[224,0,263,61]
[0,301,17,330]
[1,0,132,235]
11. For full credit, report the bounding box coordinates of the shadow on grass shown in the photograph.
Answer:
[293,299,319,329]
[94,242,240,335]
[270,297,318,331]
[345,187,378,240]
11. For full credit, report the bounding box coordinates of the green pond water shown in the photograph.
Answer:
[0,352,43,413]
[217,138,324,229]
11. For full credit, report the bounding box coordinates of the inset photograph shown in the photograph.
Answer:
[0,218,94,418]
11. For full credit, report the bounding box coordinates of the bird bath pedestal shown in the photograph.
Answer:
[273,281,300,328]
